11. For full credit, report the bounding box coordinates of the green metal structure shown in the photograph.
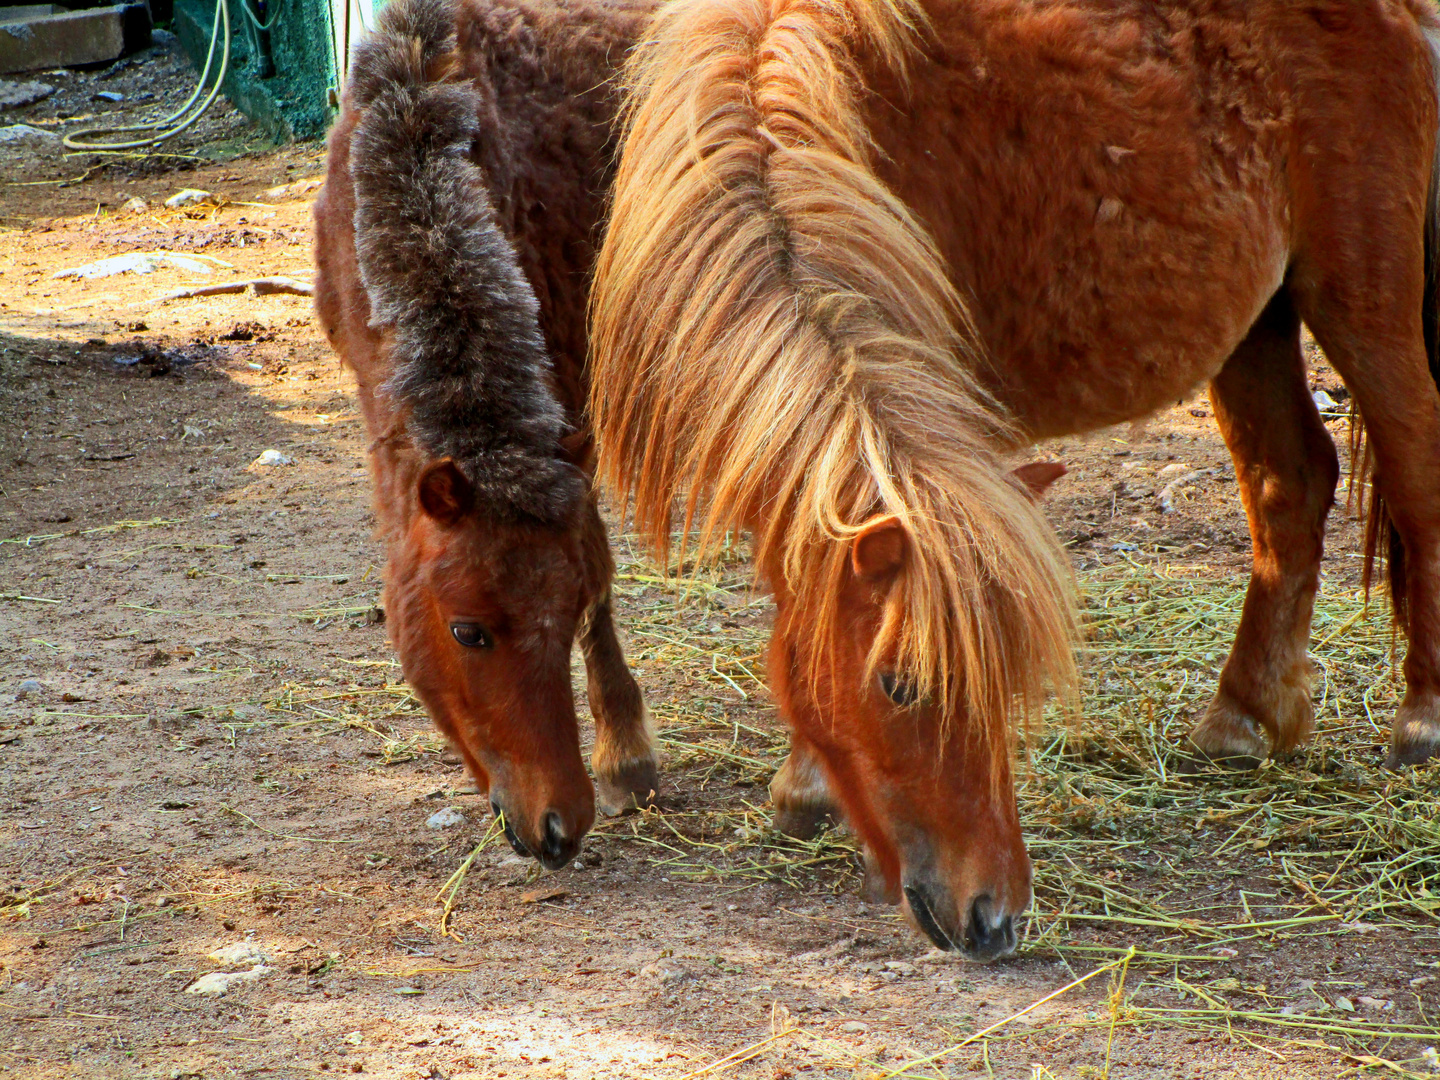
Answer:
[174,0,376,141]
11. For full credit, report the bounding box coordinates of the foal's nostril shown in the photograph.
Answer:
[538,810,580,870]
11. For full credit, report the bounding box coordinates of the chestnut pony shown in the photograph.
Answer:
[312,0,661,868]
[592,0,1440,958]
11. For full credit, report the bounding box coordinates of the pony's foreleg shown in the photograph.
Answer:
[1187,292,1338,768]
[769,738,837,840]
[770,739,897,902]
[577,497,659,814]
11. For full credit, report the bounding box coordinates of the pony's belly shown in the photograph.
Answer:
[971,202,1290,441]
[864,0,1298,441]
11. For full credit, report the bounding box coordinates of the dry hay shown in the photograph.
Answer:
[590,543,1440,1075]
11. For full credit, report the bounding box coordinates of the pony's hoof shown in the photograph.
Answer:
[1181,700,1270,773]
[860,849,900,905]
[772,801,834,841]
[595,755,659,816]
[768,747,835,839]
[1174,741,1264,774]
[1384,711,1440,770]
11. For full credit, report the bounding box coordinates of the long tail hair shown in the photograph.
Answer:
[346,0,582,526]
[590,0,1077,750]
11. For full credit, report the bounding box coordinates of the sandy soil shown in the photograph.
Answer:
[2,60,1438,1080]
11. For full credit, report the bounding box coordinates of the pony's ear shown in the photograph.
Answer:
[558,427,593,469]
[851,514,908,582]
[417,458,474,525]
[1010,460,1066,502]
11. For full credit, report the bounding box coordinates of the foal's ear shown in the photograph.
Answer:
[851,514,908,582]
[417,458,474,525]
[1010,460,1066,502]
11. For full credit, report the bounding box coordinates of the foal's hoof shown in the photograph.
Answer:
[595,755,660,816]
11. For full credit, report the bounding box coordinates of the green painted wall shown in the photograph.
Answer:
[174,0,337,142]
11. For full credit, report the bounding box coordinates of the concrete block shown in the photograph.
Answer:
[0,7,70,25]
[0,4,150,74]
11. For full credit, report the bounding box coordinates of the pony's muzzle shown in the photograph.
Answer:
[490,799,582,870]
[903,882,1020,963]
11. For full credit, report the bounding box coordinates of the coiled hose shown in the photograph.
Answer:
[62,0,231,152]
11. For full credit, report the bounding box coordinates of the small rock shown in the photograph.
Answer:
[184,964,271,997]
[251,449,294,467]
[641,959,694,987]
[16,679,44,699]
[208,941,270,966]
[1357,996,1393,1011]
[883,961,917,976]
[1313,389,1339,410]
[1158,462,1192,477]
[121,196,149,215]
[0,82,55,109]
[260,177,323,201]
[93,91,125,102]
[0,124,59,143]
[1411,976,1436,990]
[840,1021,868,1034]
[425,807,465,830]
[165,188,213,208]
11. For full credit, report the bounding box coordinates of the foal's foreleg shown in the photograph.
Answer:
[1187,293,1338,767]
[577,498,659,814]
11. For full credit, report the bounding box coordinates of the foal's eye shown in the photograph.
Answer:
[878,672,918,707]
[451,622,492,649]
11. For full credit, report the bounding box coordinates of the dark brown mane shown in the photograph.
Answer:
[346,0,582,526]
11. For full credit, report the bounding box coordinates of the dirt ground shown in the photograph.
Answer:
[3,51,1439,1080]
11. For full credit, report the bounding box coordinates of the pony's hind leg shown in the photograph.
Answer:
[1186,291,1339,768]
[1297,279,1440,769]
[578,497,659,814]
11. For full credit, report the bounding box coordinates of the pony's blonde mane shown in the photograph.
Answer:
[590,0,1076,753]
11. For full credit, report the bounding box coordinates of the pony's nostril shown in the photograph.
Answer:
[966,895,1016,960]
[538,810,579,870]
